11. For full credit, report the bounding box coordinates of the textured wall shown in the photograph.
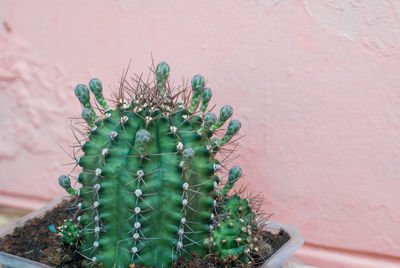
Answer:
[1,1,400,267]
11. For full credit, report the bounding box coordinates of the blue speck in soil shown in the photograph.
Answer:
[48,224,57,233]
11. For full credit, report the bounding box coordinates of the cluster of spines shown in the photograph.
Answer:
[58,61,248,267]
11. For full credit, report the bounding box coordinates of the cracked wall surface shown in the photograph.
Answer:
[1,0,400,266]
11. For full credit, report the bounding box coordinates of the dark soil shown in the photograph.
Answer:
[0,199,289,268]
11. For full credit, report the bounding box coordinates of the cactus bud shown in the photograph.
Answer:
[191,74,205,92]
[229,166,242,182]
[197,112,217,136]
[135,129,151,155]
[58,175,78,196]
[75,84,98,121]
[58,175,71,188]
[181,148,195,168]
[156,62,170,96]
[200,88,212,114]
[89,78,110,111]
[219,119,241,146]
[75,84,90,104]
[188,74,205,113]
[88,78,102,96]
[82,108,96,129]
[210,105,233,132]
[182,148,195,161]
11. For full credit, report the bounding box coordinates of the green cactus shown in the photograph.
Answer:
[58,220,80,245]
[211,194,259,263]
[58,62,260,267]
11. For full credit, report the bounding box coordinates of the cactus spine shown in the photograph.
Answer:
[58,62,260,267]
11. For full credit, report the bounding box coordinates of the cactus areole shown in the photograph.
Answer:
[58,62,261,267]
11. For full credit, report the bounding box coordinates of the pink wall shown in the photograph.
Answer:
[1,1,400,267]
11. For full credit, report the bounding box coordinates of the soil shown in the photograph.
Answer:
[0,199,289,268]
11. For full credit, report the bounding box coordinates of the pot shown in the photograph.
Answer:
[0,197,303,268]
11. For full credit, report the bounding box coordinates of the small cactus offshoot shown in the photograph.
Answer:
[57,62,264,267]
[58,219,79,245]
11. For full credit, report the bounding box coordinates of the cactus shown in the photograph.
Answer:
[212,195,258,263]
[58,62,261,267]
[58,220,80,245]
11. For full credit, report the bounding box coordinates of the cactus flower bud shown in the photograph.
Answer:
[156,62,170,96]
[210,105,233,132]
[197,113,217,136]
[200,88,212,114]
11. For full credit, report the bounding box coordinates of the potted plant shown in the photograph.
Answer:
[0,62,303,267]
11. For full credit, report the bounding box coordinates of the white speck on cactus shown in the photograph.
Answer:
[93,184,100,190]
[179,161,185,167]
[170,126,177,134]
[206,145,212,151]
[137,170,144,177]
[133,107,143,113]
[183,183,189,191]
[182,199,188,207]
[122,103,129,109]
[177,241,183,249]
[135,189,142,197]
[110,131,118,139]
[133,233,139,240]
[94,216,99,222]
[77,203,82,209]
[145,116,152,123]
[77,216,81,222]
[93,201,99,208]
[91,126,98,131]
[76,174,80,180]
[120,116,129,124]
[213,181,218,189]
[213,164,221,171]
[95,168,102,176]
[178,228,184,235]
[209,225,214,230]
[101,148,108,156]
[176,142,184,152]
[80,140,86,146]
[93,241,99,247]
[131,247,138,253]
[182,115,188,120]
[92,257,97,262]
[94,227,100,233]
[134,222,141,229]
[214,200,217,207]
[104,113,111,119]
[134,207,141,214]
[181,217,186,224]
[211,213,215,220]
